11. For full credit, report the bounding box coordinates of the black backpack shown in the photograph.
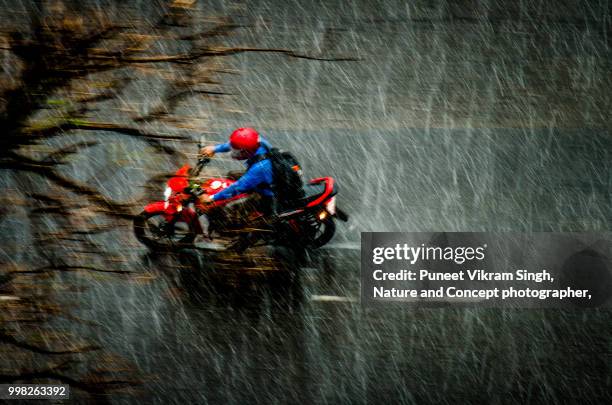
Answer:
[250,148,305,209]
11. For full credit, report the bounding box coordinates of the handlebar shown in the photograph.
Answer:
[192,156,210,176]
[185,154,210,198]
[192,137,214,176]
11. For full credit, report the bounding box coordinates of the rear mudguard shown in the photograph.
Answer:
[306,177,335,208]
[143,201,203,234]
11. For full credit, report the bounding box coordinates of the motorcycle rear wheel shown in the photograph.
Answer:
[133,210,196,249]
[308,217,336,248]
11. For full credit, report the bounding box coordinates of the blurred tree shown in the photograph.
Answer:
[0,0,352,396]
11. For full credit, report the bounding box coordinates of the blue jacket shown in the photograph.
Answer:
[211,137,274,201]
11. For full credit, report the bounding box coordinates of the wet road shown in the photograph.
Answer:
[59,240,611,404]
[3,113,611,405]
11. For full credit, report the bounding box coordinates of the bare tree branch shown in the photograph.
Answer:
[0,333,101,355]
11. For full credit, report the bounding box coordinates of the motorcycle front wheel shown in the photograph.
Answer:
[133,210,196,249]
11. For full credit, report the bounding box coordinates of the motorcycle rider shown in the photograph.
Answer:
[198,127,275,217]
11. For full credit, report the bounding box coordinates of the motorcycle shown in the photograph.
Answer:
[133,145,348,252]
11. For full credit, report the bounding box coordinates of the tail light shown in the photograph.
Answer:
[325,197,336,215]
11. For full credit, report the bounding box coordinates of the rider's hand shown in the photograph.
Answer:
[199,194,214,204]
[199,145,216,157]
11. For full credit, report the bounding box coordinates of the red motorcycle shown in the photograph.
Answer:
[134,149,348,251]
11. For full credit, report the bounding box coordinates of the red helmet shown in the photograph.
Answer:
[229,127,260,159]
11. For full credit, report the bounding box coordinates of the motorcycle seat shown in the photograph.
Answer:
[300,182,327,204]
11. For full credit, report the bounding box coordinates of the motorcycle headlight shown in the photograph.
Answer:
[164,187,172,201]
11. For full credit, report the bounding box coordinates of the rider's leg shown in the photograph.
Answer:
[222,194,262,227]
